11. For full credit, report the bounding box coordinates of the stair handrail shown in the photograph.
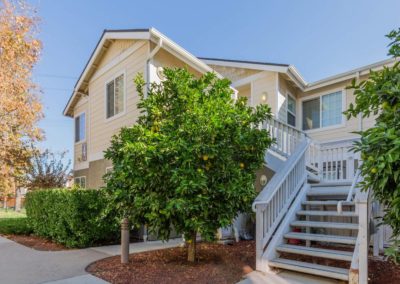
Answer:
[252,137,309,270]
[337,168,361,213]
[253,138,309,209]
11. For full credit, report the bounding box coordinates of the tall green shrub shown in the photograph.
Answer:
[26,189,118,248]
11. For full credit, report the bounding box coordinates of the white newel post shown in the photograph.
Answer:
[358,192,369,284]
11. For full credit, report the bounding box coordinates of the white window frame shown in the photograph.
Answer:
[300,89,346,133]
[286,92,296,127]
[105,71,126,122]
[105,166,113,174]
[74,176,86,188]
[74,112,86,144]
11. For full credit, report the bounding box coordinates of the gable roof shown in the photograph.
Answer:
[200,57,307,90]
[63,28,218,117]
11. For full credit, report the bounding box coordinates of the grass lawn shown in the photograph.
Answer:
[0,208,31,235]
[0,208,26,218]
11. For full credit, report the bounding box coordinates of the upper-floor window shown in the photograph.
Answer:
[75,113,85,142]
[302,91,342,131]
[106,73,125,119]
[287,95,296,127]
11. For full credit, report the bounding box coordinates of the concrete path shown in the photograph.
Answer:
[0,236,183,284]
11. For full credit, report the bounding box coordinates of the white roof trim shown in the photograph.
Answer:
[305,57,397,91]
[201,58,289,74]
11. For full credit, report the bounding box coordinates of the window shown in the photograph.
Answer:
[105,167,113,174]
[106,74,125,119]
[287,95,296,127]
[302,91,342,130]
[322,91,342,127]
[75,113,85,142]
[74,176,86,188]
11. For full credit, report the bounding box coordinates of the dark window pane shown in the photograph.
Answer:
[106,81,115,118]
[287,112,296,127]
[302,98,320,130]
[75,116,80,142]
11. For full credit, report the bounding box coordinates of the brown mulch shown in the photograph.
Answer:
[2,234,70,251]
[87,239,400,284]
[86,240,255,284]
[369,258,400,284]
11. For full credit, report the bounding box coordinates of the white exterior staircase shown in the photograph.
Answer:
[252,118,378,284]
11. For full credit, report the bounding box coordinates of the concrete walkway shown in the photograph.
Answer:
[0,236,183,284]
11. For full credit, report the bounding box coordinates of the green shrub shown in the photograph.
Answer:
[0,217,32,235]
[25,189,118,248]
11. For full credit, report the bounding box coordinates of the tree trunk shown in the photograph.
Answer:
[187,231,197,262]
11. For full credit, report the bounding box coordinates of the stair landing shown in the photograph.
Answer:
[238,270,345,284]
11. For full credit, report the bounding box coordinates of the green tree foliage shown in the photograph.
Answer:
[344,28,400,259]
[104,68,273,261]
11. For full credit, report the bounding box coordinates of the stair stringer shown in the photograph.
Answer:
[261,182,310,273]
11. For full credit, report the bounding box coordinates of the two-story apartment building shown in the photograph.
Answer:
[63,27,395,189]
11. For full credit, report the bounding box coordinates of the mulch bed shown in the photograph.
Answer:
[369,258,400,284]
[86,240,255,284]
[1,234,70,251]
[87,239,400,284]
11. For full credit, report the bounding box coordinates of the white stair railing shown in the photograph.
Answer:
[263,118,305,158]
[349,187,372,284]
[253,135,309,270]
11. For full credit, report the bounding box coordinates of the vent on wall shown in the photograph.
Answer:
[81,143,87,161]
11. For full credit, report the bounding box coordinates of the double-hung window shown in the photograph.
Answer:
[74,176,86,188]
[302,91,342,130]
[106,74,125,119]
[75,113,85,143]
[287,95,296,127]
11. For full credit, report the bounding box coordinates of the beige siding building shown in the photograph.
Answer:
[63,28,396,189]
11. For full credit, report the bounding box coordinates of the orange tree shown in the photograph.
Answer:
[104,68,273,262]
[345,28,400,261]
[0,0,42,202]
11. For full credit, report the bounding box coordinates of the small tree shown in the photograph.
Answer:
[26,149,71,190]
[105,68,273,262]
[0,0,43,205]
[345,28,400,261]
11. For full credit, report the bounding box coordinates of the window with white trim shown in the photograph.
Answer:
[74,113,85,142]
[74,176,86,188]
[302,91,342,130]
[105,167,113,174]
[106,74,125,119]
[287,95,296,127]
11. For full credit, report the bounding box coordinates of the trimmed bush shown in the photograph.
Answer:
[0,218,32,235]
[25,189,118,248]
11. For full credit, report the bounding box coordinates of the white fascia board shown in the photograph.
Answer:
[104,31,150,40]
[287,66,307,90]
[306,57,397,91]
[201,59,289,74]
[149,28,218,76]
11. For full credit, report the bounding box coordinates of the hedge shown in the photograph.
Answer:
[25,189,119,248]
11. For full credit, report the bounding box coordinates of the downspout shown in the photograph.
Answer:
[145,37,163,98]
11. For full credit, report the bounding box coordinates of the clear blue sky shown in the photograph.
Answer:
[29,0,400,162]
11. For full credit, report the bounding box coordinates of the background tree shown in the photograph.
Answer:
[26,149,71,190]
[105,68,273,262]
[345,28,400,261]
[0,0,43,207]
